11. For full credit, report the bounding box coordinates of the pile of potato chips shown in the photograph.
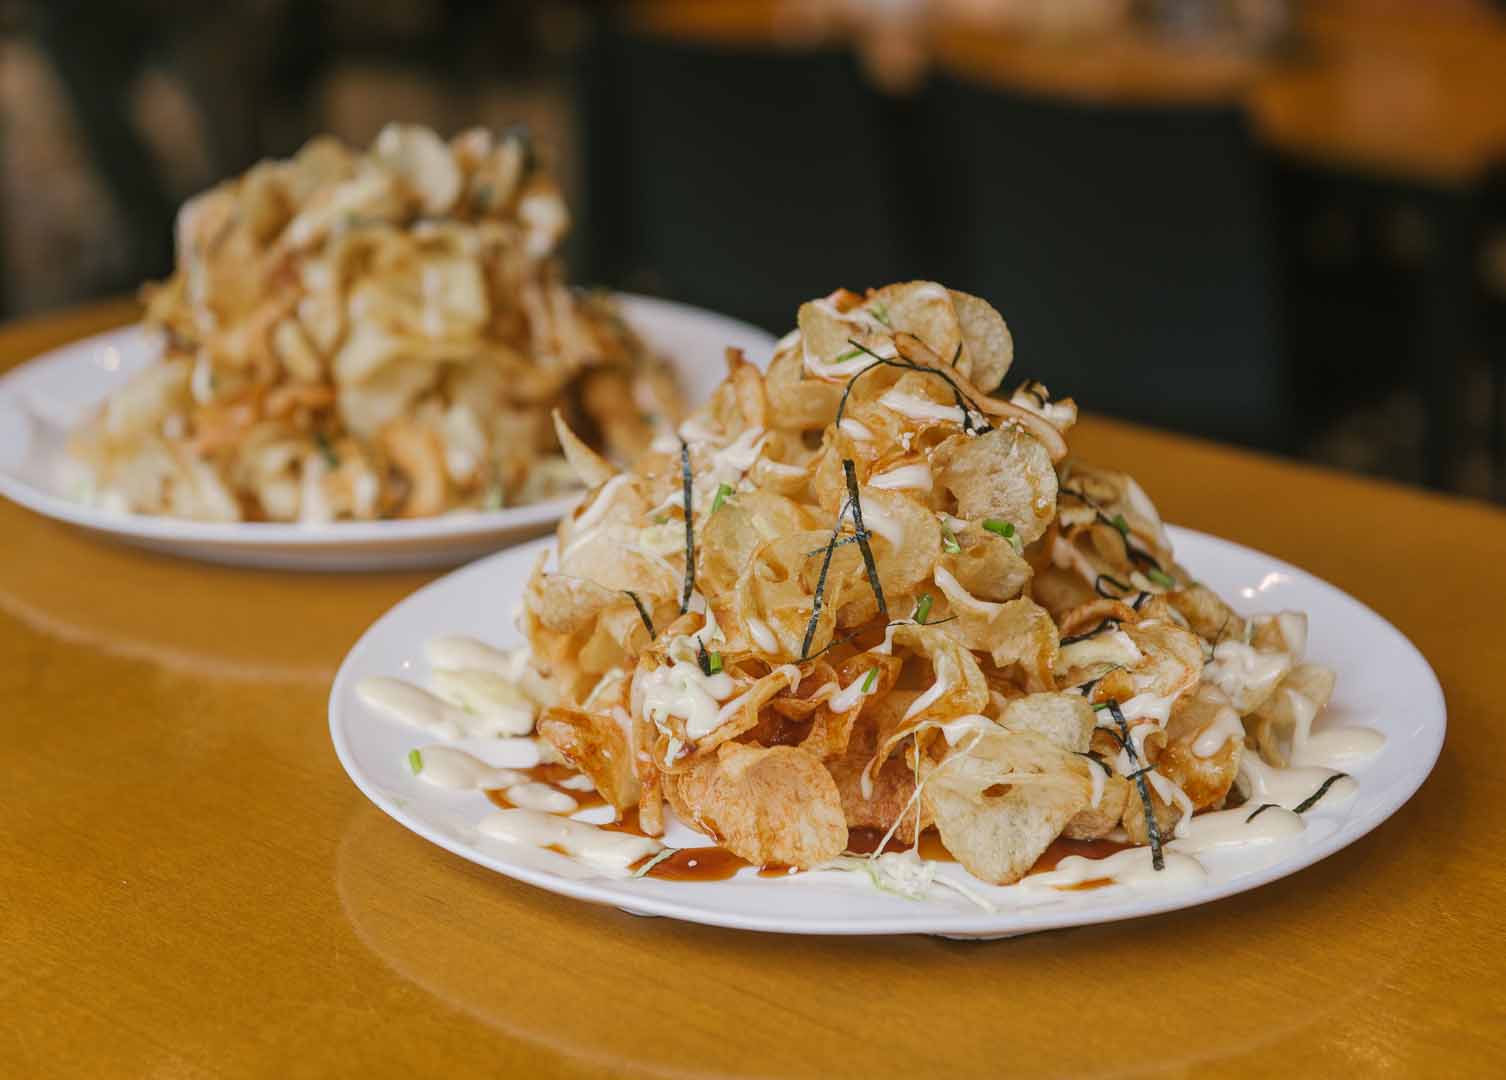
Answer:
[525,281,1334,884]
[69,124,679,522]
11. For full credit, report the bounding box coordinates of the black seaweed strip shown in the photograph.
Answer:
[1107,700,1165,871]
[1245,802,1279,823]
[624,590,655,639]
[1094,574,1133,599]
[696,635,712,676]
[1076,751,1113,777]
[841,340,992,434]
[679,438,695,614]
[1293,773,1350,814]
[842,459,888,621]
[1131,591,1151,611]
[1059,618,1121,647]
[800,500,850,660]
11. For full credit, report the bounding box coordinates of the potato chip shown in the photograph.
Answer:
[538,706,641,812]
[923,726,1090,885]
[665,742,847,867]
[933,426,1058,546]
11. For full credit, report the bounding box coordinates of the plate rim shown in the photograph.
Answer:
[328,525,1446,937]
[0,293,773,549]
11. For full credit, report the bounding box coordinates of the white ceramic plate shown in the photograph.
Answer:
[0,294,774,570]
[329,526,1445,938]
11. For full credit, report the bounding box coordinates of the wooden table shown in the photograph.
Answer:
[5,303,1504,1077]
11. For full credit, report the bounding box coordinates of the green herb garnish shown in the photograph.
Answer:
[1110,513,1130,536]
[913,593,933,624]
[869,302,891,327]
[708,650,723,675]
[861,667,878,693]
[631,847,677,878]
[1092,701,1111,712]
[314,430,339,468]
[407,749,423,775]
[711,482,733,514]
[1147,568,1177,590]
[833,347,863,365]
[982,518,1023,553]
[940,520,961,554]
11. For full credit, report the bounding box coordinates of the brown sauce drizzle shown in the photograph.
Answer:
[484,763,608,812]
[634,847,751,882]
[1025,836,1135,890]
[845,827,956,861]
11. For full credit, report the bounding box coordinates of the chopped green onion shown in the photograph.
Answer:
[314,430,339,468]
[1110,513,1130,536]
[861,667,879,693]
[869,302,891,327]
[982,518,1022,553]
[1147,568,1177,590]
[407,749,423,775]
[653,513,667,525]
[631,847,678,878]
[1092,702,1110,711]
[940,520,961,555]
[833,347,862,364]
[711,482,733,514]
[914,593,933,624]
[708,650,723,675]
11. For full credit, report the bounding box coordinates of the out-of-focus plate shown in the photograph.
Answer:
[0,294,774,570]
[329,527,1445,938]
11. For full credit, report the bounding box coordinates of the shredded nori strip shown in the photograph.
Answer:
[679,438,695,614]
[1059,618,1121,647]
[1131,591,1151,611]
[1094,574,1133,599]
[842,459,888,621]
[696,634,712,676]
[800,500,850,660]
[836,341,992,435]
[1076,751,1113,776]
[1245,802,1279,823]
[1107,700,1165,871]
[624,590,655,639]
[1293,773,1350,814]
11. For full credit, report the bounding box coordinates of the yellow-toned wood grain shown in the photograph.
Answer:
[2,303,1503,1077]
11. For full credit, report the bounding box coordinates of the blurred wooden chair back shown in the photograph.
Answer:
[927,76,1290,451]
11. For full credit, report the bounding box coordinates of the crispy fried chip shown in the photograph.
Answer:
[666,742,847,867]
[537,706,641,812]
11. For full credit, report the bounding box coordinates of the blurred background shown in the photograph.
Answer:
[2,0,1505,500]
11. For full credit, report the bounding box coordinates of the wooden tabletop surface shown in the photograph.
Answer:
[629,0,1506,185]
[4,302,1504,1077]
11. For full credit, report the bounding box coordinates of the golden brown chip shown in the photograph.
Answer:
[933,426,1058,546]
[537,706,640,813]
[666,742,848,867]
[949,289,1014,392]
[922,727,1090,885]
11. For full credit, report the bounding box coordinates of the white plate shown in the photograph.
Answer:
[0,294,775,570]
[329,527,1445,937]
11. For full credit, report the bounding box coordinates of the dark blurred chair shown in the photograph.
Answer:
[575,21,913,333]
[927,75,1291,452]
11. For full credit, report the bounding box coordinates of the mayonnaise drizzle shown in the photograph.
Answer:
[877,389,965,425]
[869,462,933,492]
[1169,804,1304,853]
[745,616,778,653]
[358,677,529,740]
[478,810,661,874]
[839,418,875,442]
[1022,847,1207,891]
